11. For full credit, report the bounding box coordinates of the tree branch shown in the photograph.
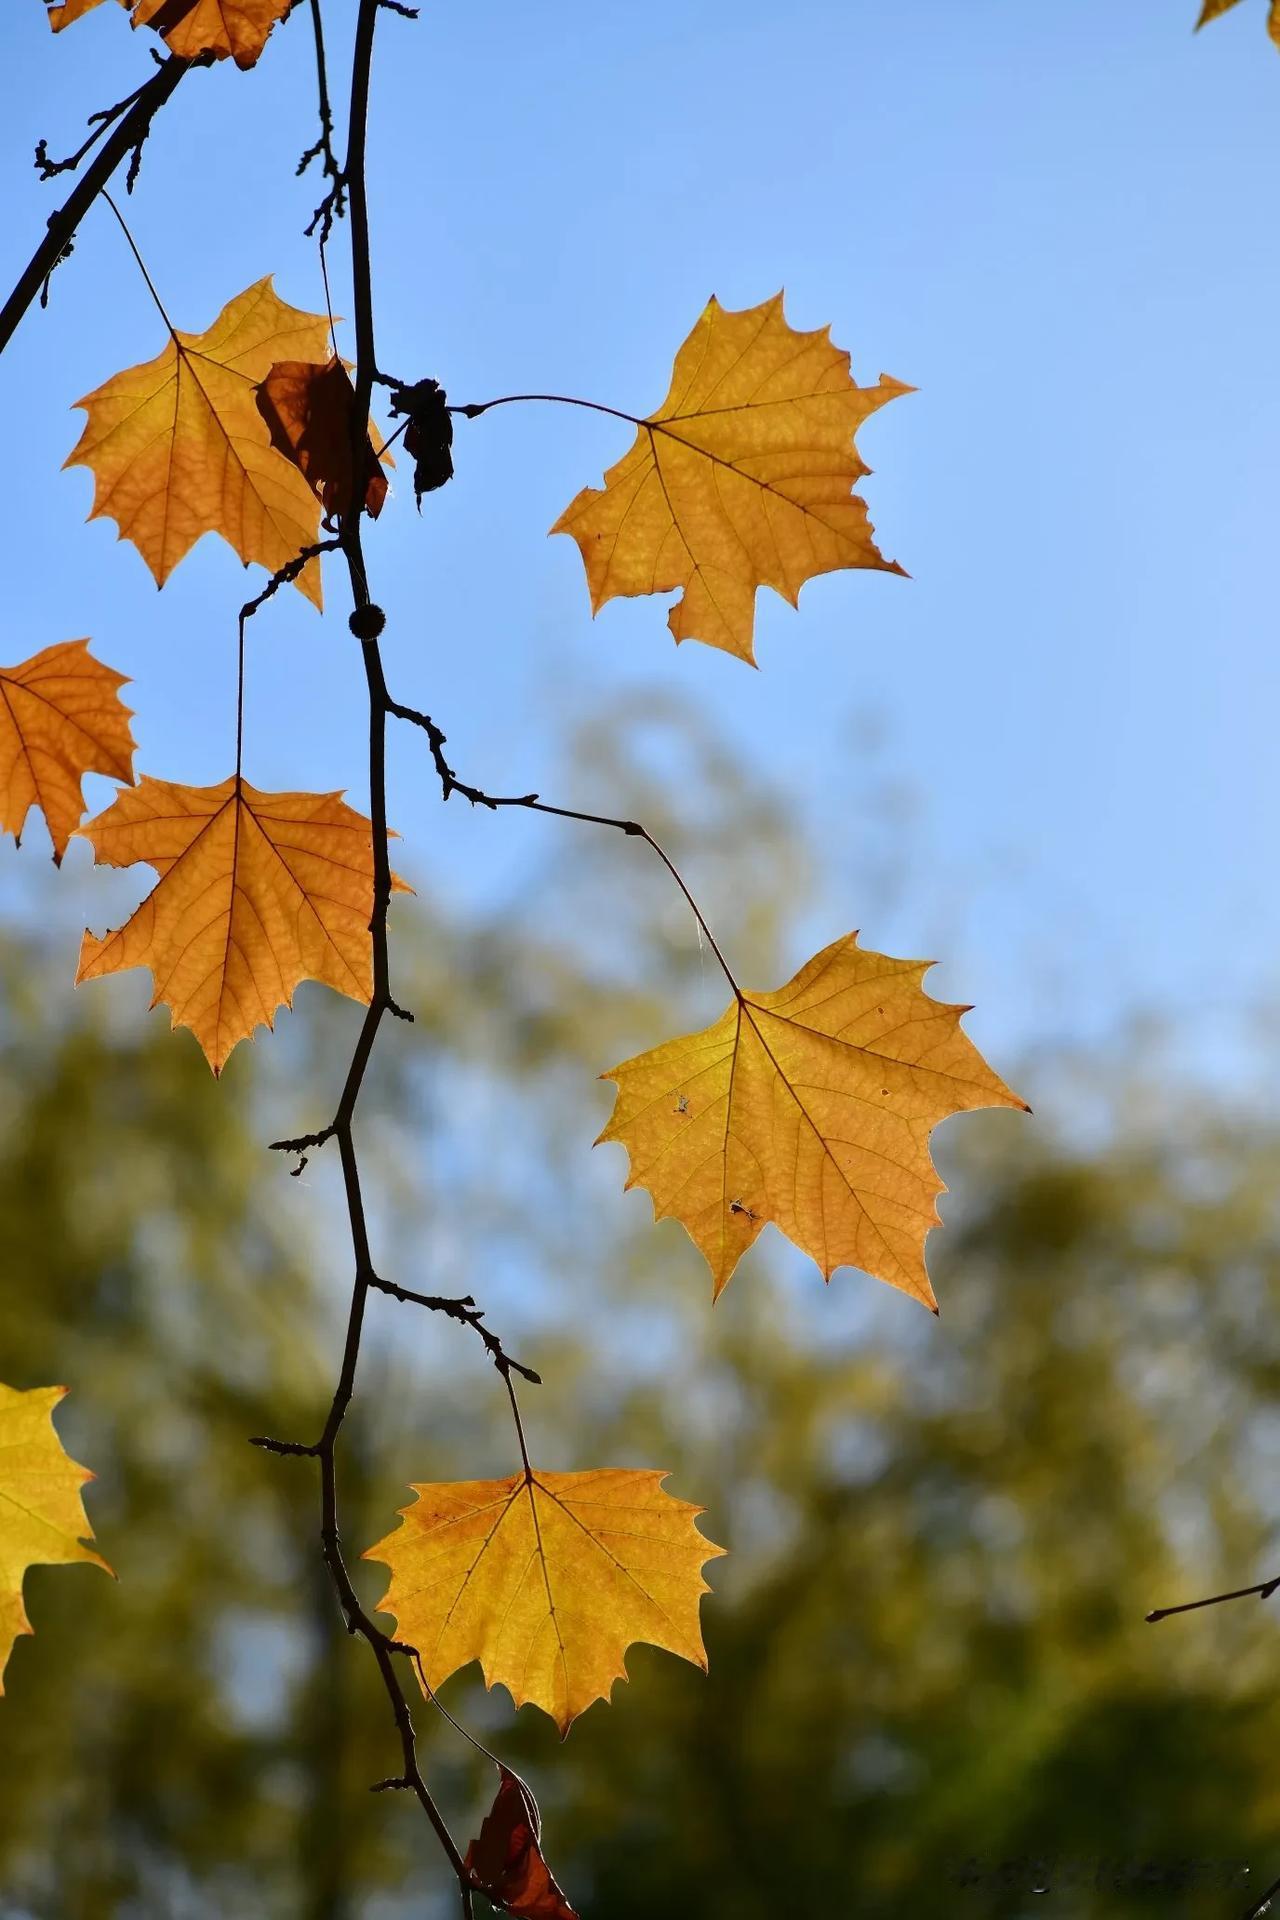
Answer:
[258,6,519,1908]
[0,53,195,356]
[388,699,742,994]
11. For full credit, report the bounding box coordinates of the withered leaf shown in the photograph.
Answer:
[465,1769,579,1920]
[256,357,390,521]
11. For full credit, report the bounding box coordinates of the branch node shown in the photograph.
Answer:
[349,603,387,641]
[249,1435,318,1458]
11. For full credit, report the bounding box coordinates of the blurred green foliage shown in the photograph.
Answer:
[0,698,1277,1919]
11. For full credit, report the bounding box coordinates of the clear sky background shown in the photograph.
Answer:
[2,0,1279,1102]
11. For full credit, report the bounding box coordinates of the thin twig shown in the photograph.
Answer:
[33,75,150,181]
[0,54,195,357]
[388,700,742,994]
[298,0,346,238]
[368,1276,542,1385]
[1146,1576,1280,1624]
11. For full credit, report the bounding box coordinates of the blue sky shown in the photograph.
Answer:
[2,0,1279,1095]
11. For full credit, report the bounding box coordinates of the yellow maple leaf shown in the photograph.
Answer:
[0,640,135,863]
[66,278,331,606]
[1197,0,1280,41]
[46,0,292,69]
[0,1383,111,1693]
[551,292,909,665]
[365,1467,724,1735]
[74,775,409,1074]
[598,932,1027,1310]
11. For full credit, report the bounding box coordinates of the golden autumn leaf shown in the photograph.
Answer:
[46,0,292,69]
[1197,0,1280,43]
[0,640,135,863]
[0,1383,110,1693]
[552,292,909,665]
[465,1769,579,1920]
[598,932,1027,1310]
[66,278,331,606]
[256,357,389,520]
[74,775,408,1074]
[365,1467,724,1736]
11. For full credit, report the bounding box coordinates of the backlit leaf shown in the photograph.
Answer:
[365,1466,724,1735]
[46,0,292,69]
[66,278,331,605]
[0,640,135,863]
[75,775,409,1074]
[1197,0,1280,41]
[599,932,1027,1309]
[0,1384,110,1693]
[256,357,390,520]
[552,292,909,665]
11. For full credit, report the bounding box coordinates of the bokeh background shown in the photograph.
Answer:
[1,1,1280,1915]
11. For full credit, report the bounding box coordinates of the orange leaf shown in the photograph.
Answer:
[0,1383,111,1694]
[66,279,331,605]
[366,1467,724,1735]
[74,775,409,1074]
[1196,0,1280,39]
[599,932,1027,1308]
[256,357,389,521]
[0,640,135,863]
[552,293,909,665]
[47,0,292,68]
[465,1769,579,1920]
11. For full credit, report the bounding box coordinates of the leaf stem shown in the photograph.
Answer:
[451,391,641,429]
[237,542,342,777]
[502,1368,535,1481]
[99,189,176,334]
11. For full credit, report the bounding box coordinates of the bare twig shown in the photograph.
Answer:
[368,1276,542,1385]
[297,0,346,239]
[33,75,151,180]
[1146,1575,1280,1624]
[240,540,343,625]
[0,54,196,357]
[388,699,742,994]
